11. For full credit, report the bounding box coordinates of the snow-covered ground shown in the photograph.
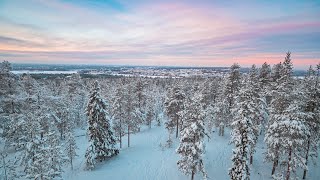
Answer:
[64,126,320,180]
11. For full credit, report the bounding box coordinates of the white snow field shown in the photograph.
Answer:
[64,126,320,180]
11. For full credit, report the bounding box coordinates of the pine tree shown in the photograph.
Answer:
[266,54,292,176]
[176,92,207,180]
[259,62,272,88]
[123,82,140,147]
[65,127,78,170]
[25,138,49,180]
[46,125,65,179]
[85,81,119,170]
[229,81,256,180]
[164,85,186,138]
[265,52,309,179]
[0,151,18,180]
[265,101,309,180]
[212,98,229,136]
[112,84,126,148]
[301,65,320,179]
[247,65,266,164]
[224,63,241,108]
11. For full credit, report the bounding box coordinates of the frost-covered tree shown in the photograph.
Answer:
[212,98,229,136]
[265,101,309,180]
[271,62,283,83]
[85,81,119,170]
[224,63,241,107]
[20,112,49,180]
[265,52,310,179]
[176,92,207,180]
[164,85,186,138]
[301,65,320,179]
[229,81,256,180]
[123,82,140,147]
[66,73,86,127]
[46,125,65,179]
[112,85,126,148]
[24,138,49,180]
[0,151,18,180]
[65,129,78,170]
[259,62,272,104]
[266,53,293,176]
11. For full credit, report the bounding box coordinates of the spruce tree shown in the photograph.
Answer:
[265,52,309,179]
[112,85,126,148]
[301,65,320,179]
[65,123,78,170]
[176,92,207,180]
[229,81,256,180]
[85,81,119,170]
[164,85,186,138]
[224,63,241,108]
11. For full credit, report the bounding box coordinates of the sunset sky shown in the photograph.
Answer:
[0,0,319,69]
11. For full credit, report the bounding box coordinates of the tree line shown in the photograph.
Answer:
[0,52,319,180]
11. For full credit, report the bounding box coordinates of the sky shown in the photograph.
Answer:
[0,0,319,69]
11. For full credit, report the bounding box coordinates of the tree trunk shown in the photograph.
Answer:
[303,140,310,179]
[271,158,278,175]
[71,157,73,170]
[250,155,253,165]
[271,148,279,175]
[11,100,15,113]
[286,147,292,180]
[191,170,195,180]
[176,118,179,138]
[119,119,122,149]
[1,154,7,180]
[128,125,130,147]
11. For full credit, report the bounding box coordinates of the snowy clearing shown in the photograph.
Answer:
[63,126,320,180]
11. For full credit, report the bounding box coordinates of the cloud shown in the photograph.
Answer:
[0,0,319,69]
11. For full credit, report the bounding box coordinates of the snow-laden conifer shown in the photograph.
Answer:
[85,81,119,170]
[164,85,186,138]
[229,81,256,180]
[176,92,207,180]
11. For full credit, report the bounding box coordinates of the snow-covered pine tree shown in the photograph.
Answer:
[0,151,18,180]
[46,124,65,179]
[265,52,310,179]
[265,99,309,180]
[112,84,126,149]
[85,81,119,170]
[204,104,215,134]
[224,63,241,108]
[301,65,320,179]
[21,113,49,180]
[212,98,229,136]
[271,62,283,83]
[229,80,256,180]
[25,138,49,180]
[65,124,78,170]
[259,62,272,101]
[265,53,293,176]
[123,82,140,147]
[164,85,186,138]
[247,65,266,164]
[176,91,207,180]
[66,73,86,127]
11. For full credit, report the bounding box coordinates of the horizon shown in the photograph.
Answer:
[1,0,320,69]
[10,62,312,71]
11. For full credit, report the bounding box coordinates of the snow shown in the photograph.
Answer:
[63,126,320,180]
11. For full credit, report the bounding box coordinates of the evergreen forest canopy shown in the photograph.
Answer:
[0,52,319,180]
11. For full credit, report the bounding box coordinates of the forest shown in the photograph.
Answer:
[0,52,319,180]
